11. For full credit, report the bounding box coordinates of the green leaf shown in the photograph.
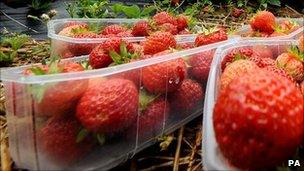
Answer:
[121,5,141,18]
[110,3,124,14]
[29,67,46,75]
[268,0,281,6]
[119,42,128,59]
[76,128,89,143]
[109,50,123,64]
[141,6,156,16]
[30,84,46,103]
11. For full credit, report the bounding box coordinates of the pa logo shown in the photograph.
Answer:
[288,160,301,167]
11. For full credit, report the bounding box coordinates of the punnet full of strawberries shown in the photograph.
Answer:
[213,36,304,170]
[18,25,229,168]
[238,10,302,38]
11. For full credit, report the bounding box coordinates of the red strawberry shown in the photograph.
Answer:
[176,42,194,49]
[58,24,88,37]
[188,50,215,83]
[152,12,177,26]
[248,56,275,68]
[68,32,99,56]
[137,95,170,138]
[231,8,245,18]
[220,59,258,90]
[300,80,304,95]
[142,50,187,93]
[278,19,300,34]
[276,49,304,82]
[250,11,275,34]
[37,115,94,166]
[264,65,294,82]
[116,30,133,37]
[159,23,178,35]
[76,78,138,134]
[101,24,126,35]
[176,15,188,31]
[89,46,113,69]
[214,69,304,170]
[63,22,87,29]
[132,20,151,36]
[169,79,203,111]
[221,47,254,71]
[299,35,304,52]
[143,32,176,55]
[25,61,88,117]
[195,29,228,47]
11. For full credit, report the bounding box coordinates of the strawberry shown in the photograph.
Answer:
[132,20,151,36]
[300,80,304,95]
[188,50,215,83]
[25,61,88,117]
[195,29,228,47]
[37,115,94,166]
[299,35,304,52]
[68,32,100,56]
[58,24,88,37]
[221,47,254,71]
[89,38,136,69]
[152,12,177,26]
[214,69,304,170]
[169,79,203,111]
[277,19,300,34]
[143,32,176,55]
[220,59,258,90]
[101,24,126,35]
[63,22,87,29]
[137,94,170,138]
[176,15,188,31]
[176,42,194,49]
[264,65,294,82]
[250,11,275,34]
[76,78,138,134]
[116,30,133,37]
[159,23,178,35]
[231,8,245,18]
[142,50,187,93]
[248,56,275,68]
[276,48,304,82]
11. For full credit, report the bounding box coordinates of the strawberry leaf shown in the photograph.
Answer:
[76,128,89,143]
[30,67,46,75]
[139,89,160,111]
[109,50,123,64]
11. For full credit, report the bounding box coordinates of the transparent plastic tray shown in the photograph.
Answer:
[1,38,236,170]
[47,18,197,57]
[235,18,304,40]
[202,39,299,170]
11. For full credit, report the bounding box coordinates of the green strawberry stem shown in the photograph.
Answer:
[139,89,161,111]
[76,128,89,143]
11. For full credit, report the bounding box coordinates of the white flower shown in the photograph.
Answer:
[48,9,58,18]
[40,14,50,21]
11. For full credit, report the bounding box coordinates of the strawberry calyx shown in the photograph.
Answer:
[139,89,161,112]
[76,128,105,145]
[109,42,139,65]
[288,46,304,62]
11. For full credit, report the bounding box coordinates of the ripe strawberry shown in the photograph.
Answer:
[153,12,177,26]
[250,11,275,34]
[76,78,138,134]
[188,50,215,83]
[137,95,170,138]
[63,22,87,29]
[37,115,94,166]
[58,24,88,37]
[176,42,194,49]
[220,59,258,90]
[25,61,88,117]
[276,49,304,82]
[116,30,133,37]
[299,35,304,52]
[278,19,300,34]
[231,8,245,18]
[159,23,178,35]
[143,32,176,55]
[142,50,187,93]
[248,56,275,68]
[132,20,151,36]
[214,69,304,170]
[169,79,203,111]
[89,38,136,69]
[264,65,294,82]
[221,47,254,71]
[195,29,228,47]
[68,32,100,56]
[176,15,188,31]
[101,24,126,35]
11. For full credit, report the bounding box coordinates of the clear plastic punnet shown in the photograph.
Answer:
[235,18,304,40]
[47,18,197,58]
[1,37,236,170]
[202,39,300,170]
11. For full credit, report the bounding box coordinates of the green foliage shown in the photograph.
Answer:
[30,0,52,11]
[258,0,281,9]
[111,4,156,18]
[2,34,30,50]
[66,0,109,18]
